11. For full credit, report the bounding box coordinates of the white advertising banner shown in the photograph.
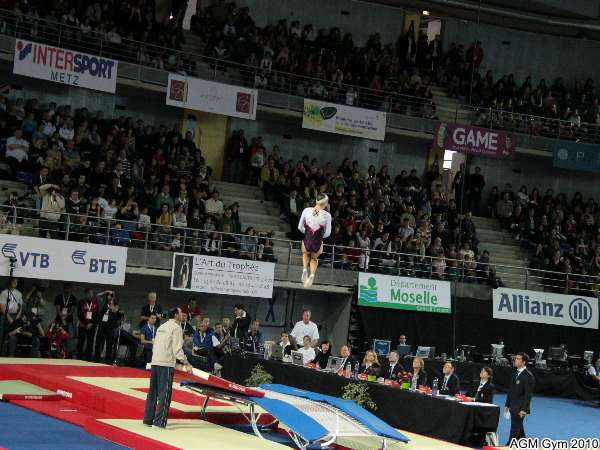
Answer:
[0,235,127,285]
[166,73,258,120]
[302,99,387,141]
[170,253,274,298]
[358,272,451,313]
[13,39,118,93]
[492,288,599,329]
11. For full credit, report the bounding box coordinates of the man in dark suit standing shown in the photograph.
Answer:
[382,350,405,380]
[439,361,460,396]
[505,352,535,444]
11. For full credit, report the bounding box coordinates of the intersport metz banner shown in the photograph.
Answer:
[13,39,118,93]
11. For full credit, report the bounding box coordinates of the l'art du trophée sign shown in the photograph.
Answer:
[358,273,451,314]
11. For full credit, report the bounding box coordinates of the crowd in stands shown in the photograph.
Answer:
[188,1,440,116]
[6,0,600,138]
[0,95,280,262]
[487,183,600,296]
[225,129,500,286]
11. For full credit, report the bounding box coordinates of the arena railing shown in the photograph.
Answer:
[0,9,436,119]
[1,9,599,150]
[1,204,598,296]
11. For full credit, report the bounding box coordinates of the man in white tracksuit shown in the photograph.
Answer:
[143,307,192,428]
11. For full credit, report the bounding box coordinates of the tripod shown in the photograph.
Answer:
[113,313,125,366]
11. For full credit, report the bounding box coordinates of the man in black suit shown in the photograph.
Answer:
[382,350,405,380]
[505,352,535,444]
[439,361,460,396]
[338,345,359,373]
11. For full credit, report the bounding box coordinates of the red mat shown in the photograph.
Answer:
[0,361,276,449]
[133,387,230,407]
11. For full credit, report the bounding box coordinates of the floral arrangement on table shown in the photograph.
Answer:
[397,371,413,389]
[245,364,274,387]
[342,382,378,411]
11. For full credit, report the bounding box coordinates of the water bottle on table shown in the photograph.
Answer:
[410,376,417,392]
[432,378,439,396]
[345,363,351,379]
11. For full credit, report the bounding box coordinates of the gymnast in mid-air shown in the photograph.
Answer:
[297,193,332,288]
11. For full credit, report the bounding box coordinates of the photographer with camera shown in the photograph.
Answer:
[46,319,70,358]
[94,291,123,364]
[0,277,23,355]
[7,311,44,357]
[39,184,66,239]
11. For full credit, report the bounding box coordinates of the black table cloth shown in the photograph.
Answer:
[222,354,499,444]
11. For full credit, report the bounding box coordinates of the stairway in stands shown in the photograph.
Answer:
[472,216,529,289]
[211,181,293,262]
[430,86,476,125]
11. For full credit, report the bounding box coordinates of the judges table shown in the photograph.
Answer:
[410,358,600,402]
[222,354,499,445]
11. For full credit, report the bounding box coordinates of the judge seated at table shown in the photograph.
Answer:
[279,330,295,361]
[297,335,316,365]
[312,340,332,369]
[411,357,428,387]
[586,357,600,388]
[468,366,495,403]
[381,350,405,380]
[338,345,359,373]
[360,350,381,377]
[439,361,460,396]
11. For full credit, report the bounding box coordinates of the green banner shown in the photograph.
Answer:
[358,272,451,314]
[553,140,600,172]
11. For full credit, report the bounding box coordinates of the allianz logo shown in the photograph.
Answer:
[497,293,593,325]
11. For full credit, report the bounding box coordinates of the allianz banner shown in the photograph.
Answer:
[358,272,451,313]
[302,99,387,141]
[0,235,127,285]
[170,253,274,298]
[13,39,118,93]
[166,73,258,120]
[552,140,600,173]
[493,288,599,329]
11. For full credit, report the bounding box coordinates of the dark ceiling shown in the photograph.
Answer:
[362,0,600,39]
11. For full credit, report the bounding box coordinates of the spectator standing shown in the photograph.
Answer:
[53,283,77,354]
[94,292,122,363]
[468,166,485,216]
[232,304,251,339]
[0,278,23,355]
[140,313,158,365]
[77,288,100,360]
[140,292,163,328]
[290,309,319,347]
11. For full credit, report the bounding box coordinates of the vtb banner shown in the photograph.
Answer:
[0,235,127,285]
[493,288,599,329]
[434,122,516,159]
[170,253,274,298]
[358,272,451,313]
[302,99,387,141]
[166,73,258,120]
[13,39,118,93]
